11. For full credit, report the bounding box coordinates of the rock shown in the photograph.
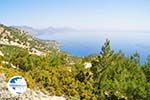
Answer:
[30,48,46,56]
[50,96,66,100]
[0,50,4,56]
[84,62,92,69]
[0,27,4,34]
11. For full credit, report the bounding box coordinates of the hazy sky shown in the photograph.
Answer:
[0,0,150,31]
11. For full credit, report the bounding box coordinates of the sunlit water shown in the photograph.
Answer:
[37,31,150,64]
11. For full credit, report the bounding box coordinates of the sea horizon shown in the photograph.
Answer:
[36,30,150,64]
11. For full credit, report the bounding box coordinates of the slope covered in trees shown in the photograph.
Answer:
[0,24,149,100]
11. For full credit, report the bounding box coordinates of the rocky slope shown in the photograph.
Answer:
[0,24,67,100]
[0,74,66,100]
[0,24,60,56]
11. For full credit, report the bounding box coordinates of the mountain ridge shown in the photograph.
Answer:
[13,25,79,36]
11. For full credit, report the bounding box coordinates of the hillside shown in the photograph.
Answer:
[0,24,149,100]
[0,24,76,99]
[0,24,59,56]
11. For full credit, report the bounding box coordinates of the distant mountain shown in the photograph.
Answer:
[13,26,78,36]
[13,26,40,36]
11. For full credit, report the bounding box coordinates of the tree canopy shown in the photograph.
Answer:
[0,39,149,100]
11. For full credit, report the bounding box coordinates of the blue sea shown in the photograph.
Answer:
[37,31,150,64]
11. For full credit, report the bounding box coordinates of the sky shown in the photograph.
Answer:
[0,0,150,31]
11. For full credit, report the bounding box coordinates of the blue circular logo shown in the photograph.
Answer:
[7,76,27,95]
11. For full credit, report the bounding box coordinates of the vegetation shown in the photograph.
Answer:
[0,25,149,99]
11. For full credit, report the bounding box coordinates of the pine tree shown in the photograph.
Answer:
[143,56,150,82]
[91,39,114,98]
